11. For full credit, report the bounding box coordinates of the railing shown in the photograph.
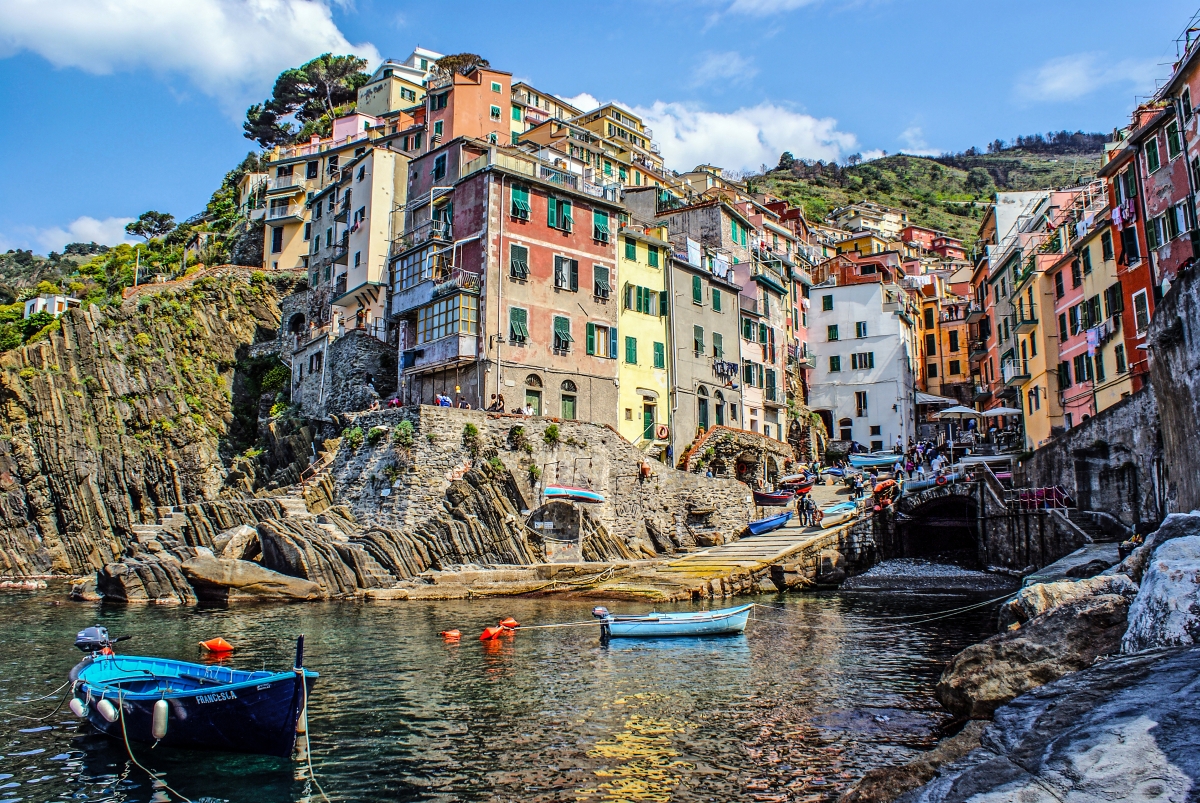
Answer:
[1001,358,1030,385]
[268,174,303,192]
[432,267,481,296]
[968,339,988,358]
[395,219,453,251]
[1013,303,1038,332]
[459,150,619,201]
[739,295,759,315]
[334,275,347,296]
[267,203,300,220]
[1004,486,1074,511]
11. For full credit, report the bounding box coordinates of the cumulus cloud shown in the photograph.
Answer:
[0,0,379,108]
[560,92,601,112]
[690,51,758,87]
[1015,52,1160,103]
[31,216,137,254]
[635,101,858,172]
[897,126,939,157]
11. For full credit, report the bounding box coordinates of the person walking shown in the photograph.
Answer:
[905,459,915,480]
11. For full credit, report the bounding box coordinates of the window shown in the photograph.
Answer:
[271,226,283,253]
[354,251,361,267]
[1121,227,1140,262]
[1081,245,1092,274]
[432,154,446,180]
[400,87,416,102]
[949,330,960,351]
[1146,136,1161,173]
[625,237,637,260]
[850,352,874,369]
[827,324,839,341]
[585,323,615,357]
[1132,289,1150,332]
[509,307,529,343]
[647,246,659,268]
[713,332,724,359]
[1104,283,1124,318]
[855,321,867,338]
[554,256,579,291]
[821,294,833,311]
[488,105,502,121]
[693,325,705,355]
[303,222,311,241]
[924,308,935,329]
[653,341,665,369]
[593,265,611,298]
[743,361,754,384]
[1184,87,1193,119]
[927,362,938,378]
[593,211,610,243]
[949,359,961,375]
[510,244,529,279]
[413,132,422,150]
[433,120,443,137]
[553,316,573,351]
[742,317,754,341]
[925,333,936,355]
[624,336,637,364]
[511,185,530,220]
[712,288,723,312]
[855,391,868,417]
[1115,344,1127,374]
[1074,354,1092,383]
[417,294,479,343]
[1101,230,1114,261]
[1054,270,1064,298]
[1167,119,1183,159]
[1095,352,1106,382]
[1059,312,1069,342]
[692,275,703,304]
[491,81,502,93]
[1059,361,1072,389]
[829,355,841,372]
[626,284,660,315]
[547,197,572,231]
[1069,304,1082,335]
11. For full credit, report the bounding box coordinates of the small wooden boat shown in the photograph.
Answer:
[746,510,792,535]
[777,475,815,494]
[544,485,605,503]
[69,626,316,758]
[753,489,794,507]
[592,604,753,638]
[848,453,901,469]
[818,502,857,529]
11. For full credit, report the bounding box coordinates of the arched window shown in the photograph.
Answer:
[561,380,577,392]
[525,374,542,388]
[697,385,709,396]
[287,313,306,333]
[838,418,853,427]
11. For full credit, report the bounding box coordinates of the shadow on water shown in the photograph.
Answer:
[0,590,997,802]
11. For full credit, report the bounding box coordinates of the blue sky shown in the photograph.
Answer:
[1,0,1195,254]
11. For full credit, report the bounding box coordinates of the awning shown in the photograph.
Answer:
[915,392,956,406]
[752,272,788,296]
[983,406,1023,416]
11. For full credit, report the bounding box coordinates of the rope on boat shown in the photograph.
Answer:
[0,679,73,721]
[300,674,331,803]
[117,690,194,803]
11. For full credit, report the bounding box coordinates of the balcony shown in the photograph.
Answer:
[394,219,452,253]
[965,300,985,324]
[1013,304,1038,334]
[1001,358,1031,386]
[973,383,992,402]
[332,233,349,265]
[333,274,347,296]
[459,151,619,201]
[968,339,988,362]
[266,174,305,195]
[266,203,302,223]
[403,333,479,374]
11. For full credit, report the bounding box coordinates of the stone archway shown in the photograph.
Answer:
[895,492,980,567]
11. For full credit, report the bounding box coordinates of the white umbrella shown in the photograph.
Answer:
[935,405,983,420]
[982,406,1023,416]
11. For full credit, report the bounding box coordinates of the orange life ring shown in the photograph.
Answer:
[655,424,670,440]
[936,475,948,487]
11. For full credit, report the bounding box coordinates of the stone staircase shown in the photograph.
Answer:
[129,507,191,552]
[1068,510,1119,543]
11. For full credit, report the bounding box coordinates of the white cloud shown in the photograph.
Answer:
[561,92,601,112]
[691,51,758,87]
[726,0,821,14]
[0,0,379,108]
[898,126,939,157]
[1015,52,1160,103]
[635,101,858,172]
[32,216,137,254]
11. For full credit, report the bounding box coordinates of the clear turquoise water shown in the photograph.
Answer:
[0,589,995,803]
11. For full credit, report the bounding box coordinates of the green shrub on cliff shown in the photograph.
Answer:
[367,426,387,446]
[392,420,414,448]
[260,364,289,394]
[462,422,481,455]
[543,424,560,446]
[343,426,364,449]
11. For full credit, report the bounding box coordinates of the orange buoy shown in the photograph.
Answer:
[498,617,520,629]
[439,630,462,641]
[199,637,233,653]
[480,626,505,641]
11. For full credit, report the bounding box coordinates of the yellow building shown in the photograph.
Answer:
[509,82,582,144]
[1006,255,1064,449]
[835,231,896,256]
[1076,219,1134,412]
[569,103,664,188]
[616,224,672,453]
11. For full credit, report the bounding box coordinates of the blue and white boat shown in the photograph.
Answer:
[818,501,859,529]
[544,485,605,504]
[746,511,792,536]
[848,453,902,469]
[68,626,317,758]
[591,604,753,638]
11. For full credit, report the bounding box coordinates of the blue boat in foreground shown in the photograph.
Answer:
[591,604,753,638]
[746,510,793,536]
[68,626,317,758]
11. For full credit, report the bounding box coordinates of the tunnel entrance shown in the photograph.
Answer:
[896,495,980,568]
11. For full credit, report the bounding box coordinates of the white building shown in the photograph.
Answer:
[24,294,79,319]
[807,280,919,451]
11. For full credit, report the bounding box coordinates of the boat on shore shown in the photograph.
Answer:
[753,489,794,507]
[69,626,317,758]
[543,485,605,504]
[592,604,753,638]
[746,510,793,536]
[848,453,901,469]
[818,502,858,529]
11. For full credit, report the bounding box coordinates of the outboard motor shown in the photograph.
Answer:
[591,606,609,620]
[75,626,111,653]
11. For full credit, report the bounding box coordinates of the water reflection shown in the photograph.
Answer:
[0,590,995,802]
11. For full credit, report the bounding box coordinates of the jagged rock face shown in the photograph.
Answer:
[1000,574,1138,628]
[1122,534,1200,653]
[936,594,1131,719]
[0,276,292,576]
[1114,511,1200,584]
[181,554,321,602]
[256,518,361,598]
[97,554,198,605]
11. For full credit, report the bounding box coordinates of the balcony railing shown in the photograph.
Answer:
[1013,304,1038,334]
[973,383,992,401]
[267,203,301,221]
[966,300,985,323]
[968,339,988,360]
[334,275,347,296]
[267,174,304,192]
[1001,358,1031,385]
[395,219,452,252]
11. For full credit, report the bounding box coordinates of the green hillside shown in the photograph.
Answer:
[755,149,1103,244]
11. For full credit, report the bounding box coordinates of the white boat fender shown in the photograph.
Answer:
[69,698,88,718]
[96,698,119,723]
[152,699,169,740]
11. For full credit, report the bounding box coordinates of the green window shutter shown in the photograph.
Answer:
[647,246,658,267]
[653,341,665,369]
[510,307,529,341]
[713,332,723,359]
[759,323,768,344]
[731,218,737,240]
[609,326,618,359]
[712,288,722,312]
[625,336,637,364]
[624,283,634,309]
[742,317,752,340]
[822,294,833,311]
[570,259,579,291]
[659,291,668,315]
[560,200,573,230]
[692,275,702,303]
[693,325,704,352]
[830,355,841,372]
[547,196,558,228]
[586,322,595,354]
[625,237,637,260]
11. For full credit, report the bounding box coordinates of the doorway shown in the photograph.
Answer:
[526,390,542,415]
[643,402,656,440]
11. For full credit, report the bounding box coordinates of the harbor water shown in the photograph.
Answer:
[0,589,996,802]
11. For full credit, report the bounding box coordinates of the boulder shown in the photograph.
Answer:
[1121,534,1200,653]
[1112,511,1200,584]
[181,554,322,602]
[256,518,360,597]
[1000,573,1138,628]
[215,524,259,559]
[897,647,1200,803]
[936,594,1130,719]
[97,555,197,605]
[839,721,987,803]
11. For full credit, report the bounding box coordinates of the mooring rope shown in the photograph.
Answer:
[117,690,194,803]
[0,679,73,721]
[747,594,1009,633]
[300,674,331,803]
[752,592,1014,622]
